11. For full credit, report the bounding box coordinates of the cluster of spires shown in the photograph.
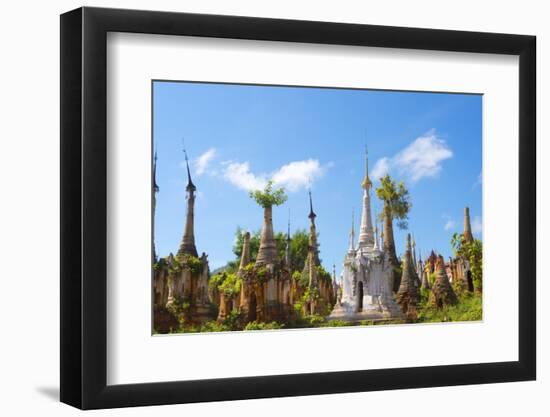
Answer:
[155,143,475,292]
[347,148,384,255]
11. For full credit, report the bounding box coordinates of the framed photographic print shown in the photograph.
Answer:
[60,6,536,410]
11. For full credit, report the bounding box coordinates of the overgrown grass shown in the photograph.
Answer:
[417,292,482,323]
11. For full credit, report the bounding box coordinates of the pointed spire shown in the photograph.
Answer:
[396,233,420,316]
[183,146,196,193]
[307,190,319,265]
[153,150,159,193]
[361,145,372,190]
[358,146,375,249]
[463,206,474,242]
[348,208,356,253]
[239,231,251,270]
[430,255,458,308]
[178,144,198,258]
[308,189,316,220]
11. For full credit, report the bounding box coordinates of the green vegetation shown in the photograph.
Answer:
[417,292,482,323]
[231,227,314,273]
[166,297,191,328]
[375,174,412,267]
[451,233,483,291]
[244,321,285,331]
[249,180,288,208]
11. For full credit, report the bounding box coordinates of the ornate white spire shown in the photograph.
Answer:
[358,147,375,249]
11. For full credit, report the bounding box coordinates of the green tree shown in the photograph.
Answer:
[375,174,412,267]
[451,233,483,292]
[231,227,312,273]
[249,180,287,208]
[233,228,262,262]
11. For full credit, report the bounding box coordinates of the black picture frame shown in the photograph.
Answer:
[60,6,536,410]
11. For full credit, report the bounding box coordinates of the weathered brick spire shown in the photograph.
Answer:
[396,234,420,315]
[178,148,198,257]
[463,206,474,243]
[255,203,277,266]
[307,190,320,265]
[239,231,251,270]
[430,255,458,308]
[358,147,375,249]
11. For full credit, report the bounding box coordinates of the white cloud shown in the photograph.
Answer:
[222,159,329,192]
[222,161,267,191]
[444,219,456,231]
[371,129,453,182]
[194,148,217,176]
[472,216,482,234]
[371,157,390,180]
[272,159,326,192]
[473,171,482,188]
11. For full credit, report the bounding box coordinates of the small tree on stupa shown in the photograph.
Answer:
[249,180,288,266]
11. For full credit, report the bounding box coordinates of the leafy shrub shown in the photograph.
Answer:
[325,320,349,327]
[417,292,482,323]
[244,321,284,331]
[178,254,203,275]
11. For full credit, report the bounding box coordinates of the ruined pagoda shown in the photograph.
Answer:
[396,233,420,318]
[430,255,458,308]
[463,207,474,243]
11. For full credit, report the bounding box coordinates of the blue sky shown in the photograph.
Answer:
[153,81,482,273]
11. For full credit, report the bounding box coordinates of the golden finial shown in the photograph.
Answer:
[361,144,372,190]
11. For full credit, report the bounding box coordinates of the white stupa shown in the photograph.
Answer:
[329,149,401,322]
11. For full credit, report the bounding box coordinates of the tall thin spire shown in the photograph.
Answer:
[183,145,196,193]
[361,145,372,191]
[308,190,316,220]
[153,150,159,193]
[307,190,319,265]
[358,146,375,248]
[348,208,356,253]
[239,231,251,270]
[463,206,474,242]
[178,143,198,257]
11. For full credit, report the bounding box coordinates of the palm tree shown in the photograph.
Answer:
[375,174,412,268]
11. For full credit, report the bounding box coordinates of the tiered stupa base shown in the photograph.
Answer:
[328,298,402,322]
